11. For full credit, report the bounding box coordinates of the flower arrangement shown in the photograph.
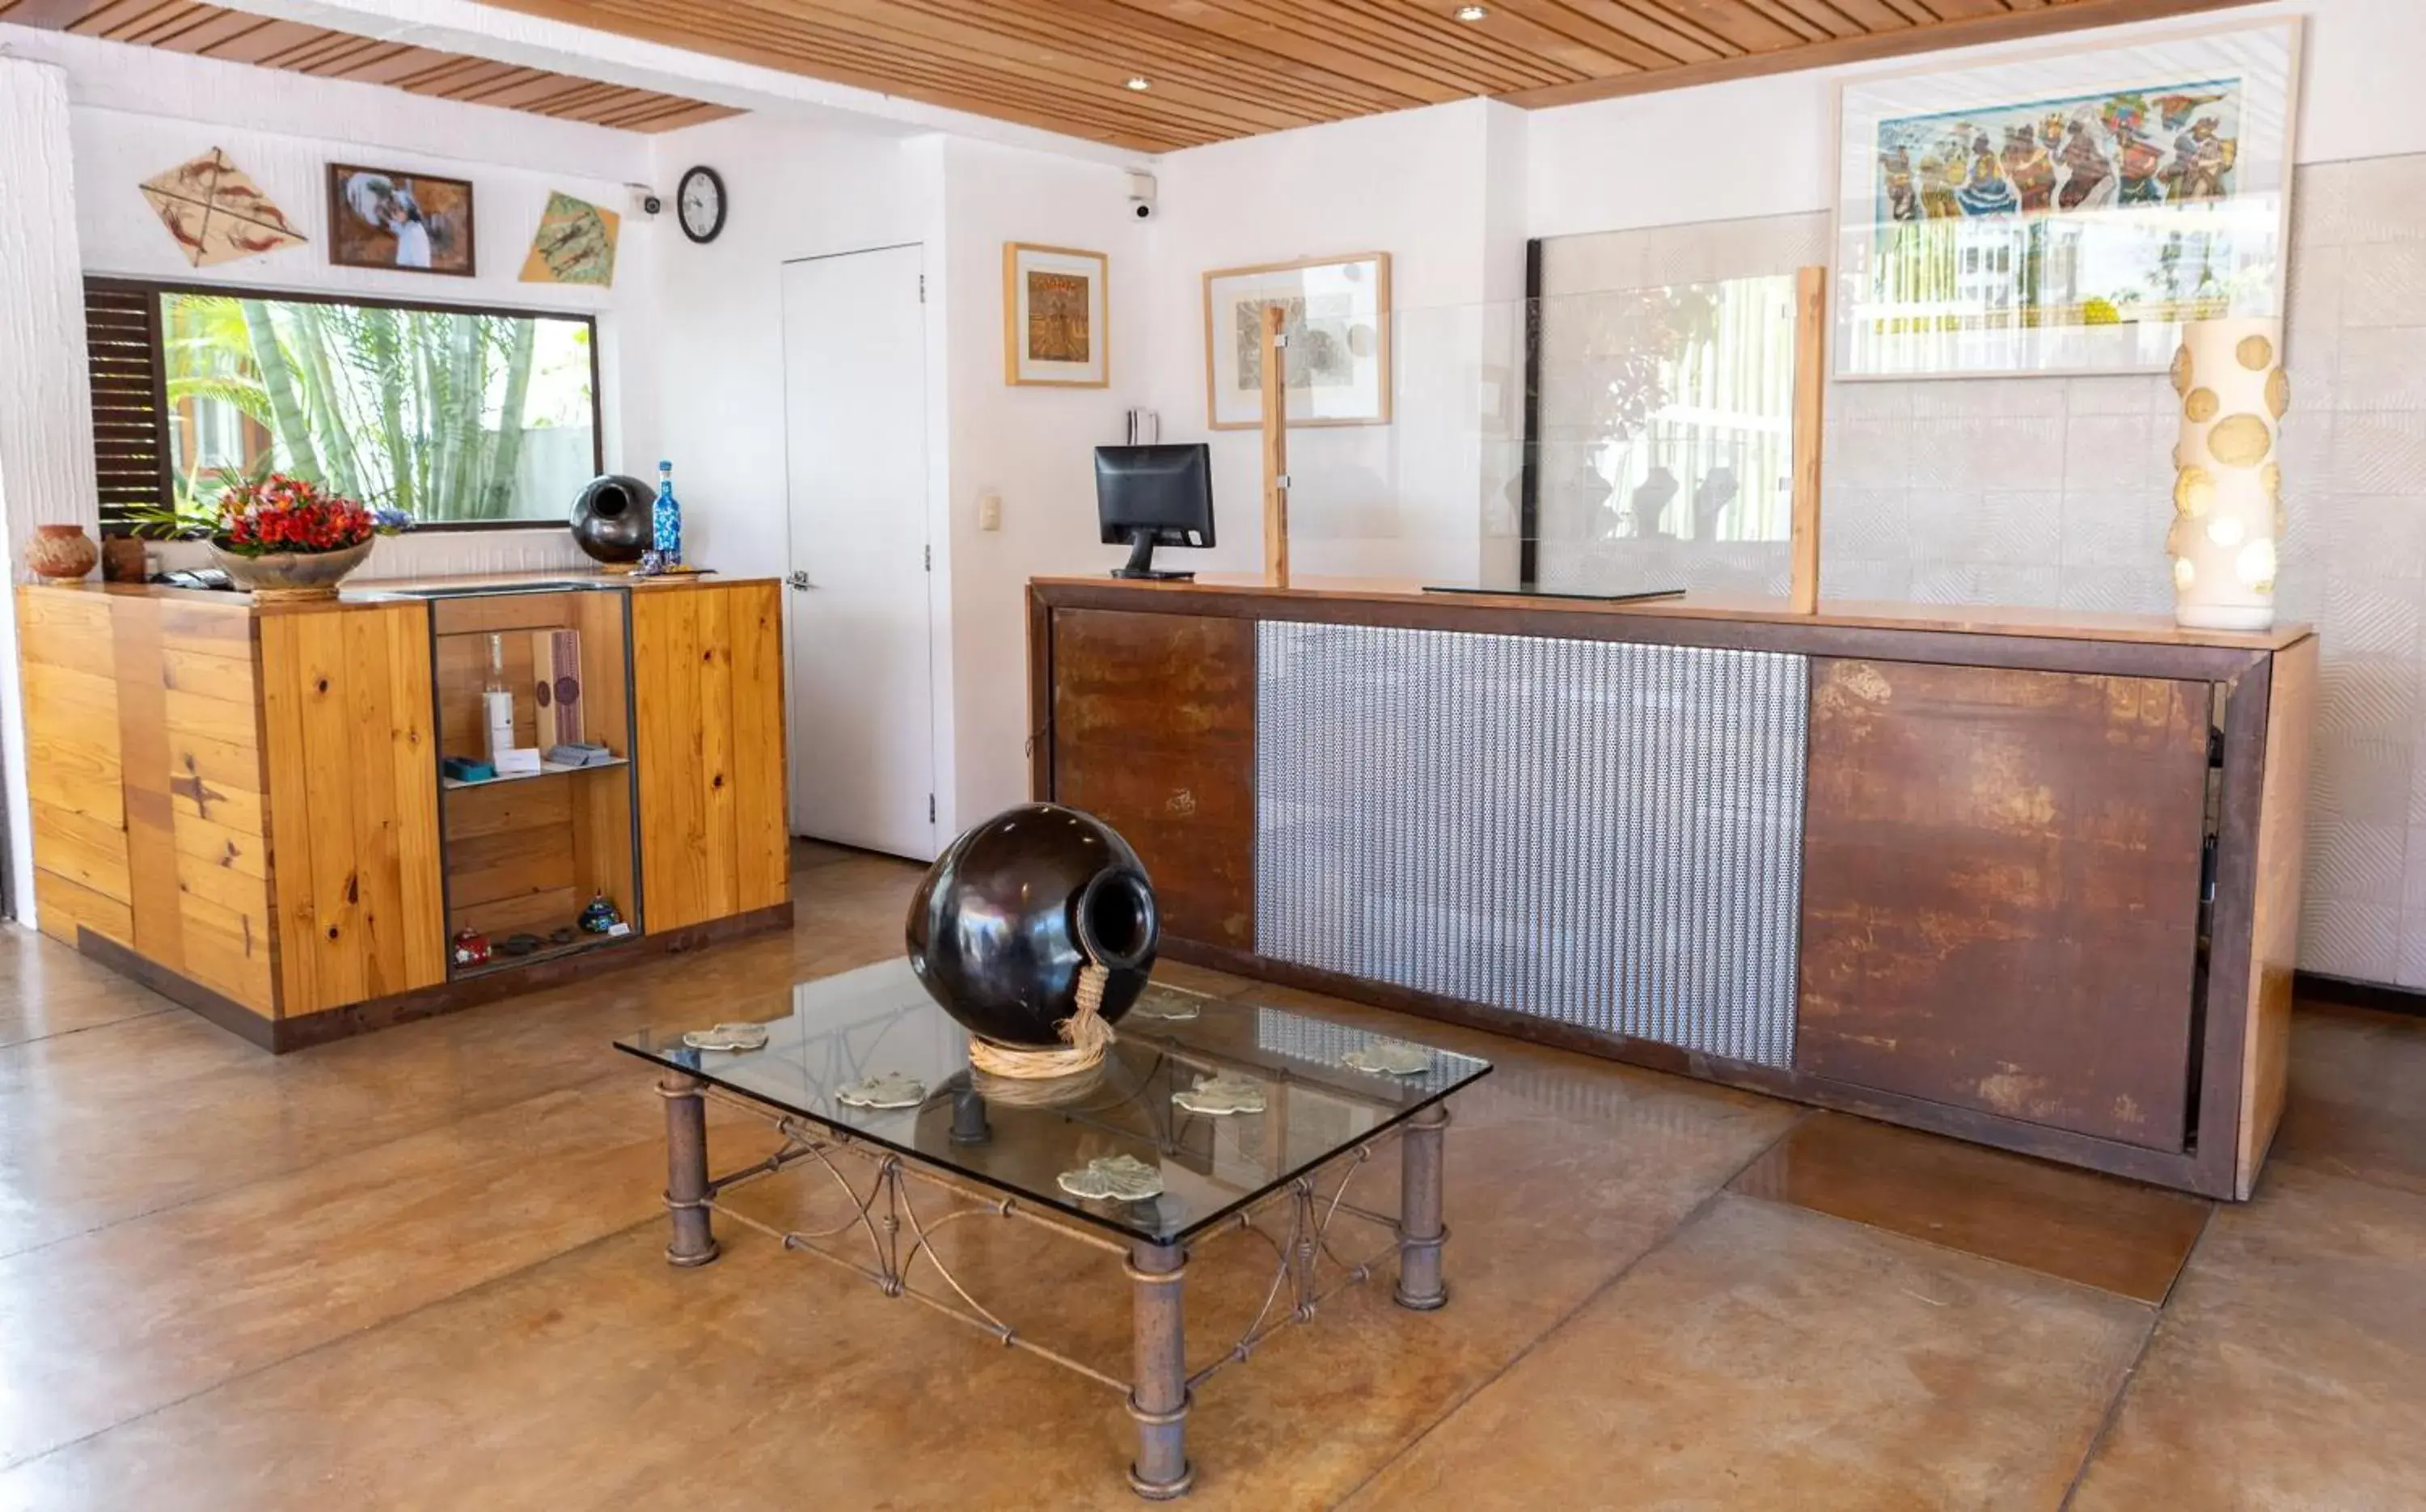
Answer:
[202,474,408,600]
[213,473,408,556]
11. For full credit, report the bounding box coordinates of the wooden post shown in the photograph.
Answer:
[1260,302,1290,588]
[1790,264,1828,616]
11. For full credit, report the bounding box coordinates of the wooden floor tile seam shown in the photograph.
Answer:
[0,1206,674,1478]
[1720,1180,2213,1314]
[0,1001,179,1054]
[0,1053,645,1266]
[1330,1107,1816,1510]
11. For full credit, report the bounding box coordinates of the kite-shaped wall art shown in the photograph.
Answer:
[140,148,307,268]
[520,191,619,287]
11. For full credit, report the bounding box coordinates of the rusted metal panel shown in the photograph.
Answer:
[1797,658,2210,1151]
[1049,607,1256,949]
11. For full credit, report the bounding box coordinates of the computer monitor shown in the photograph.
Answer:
[1096,444,1214,580]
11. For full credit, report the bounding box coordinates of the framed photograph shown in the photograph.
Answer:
[1004,243,1108,387]
[1831,19,2299,379]
[327,163,475,277]
[1202,252,1391,429]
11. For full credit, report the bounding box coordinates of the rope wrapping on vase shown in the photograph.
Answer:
[966,961,1115,1087]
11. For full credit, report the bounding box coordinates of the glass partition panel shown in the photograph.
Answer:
[1532,277,1797,600]
[1273,278,1801,602]
[1259,295,1527,588]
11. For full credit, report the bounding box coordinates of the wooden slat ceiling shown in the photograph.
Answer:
[0,0,743,132]
[474,0,2253,153]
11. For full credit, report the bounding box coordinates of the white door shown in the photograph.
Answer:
[780,244,938,860]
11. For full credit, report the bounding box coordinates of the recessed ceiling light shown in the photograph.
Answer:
[1454,4,1488,19]
[1125,76,1152,91]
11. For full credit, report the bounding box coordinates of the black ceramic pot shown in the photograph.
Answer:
[904,803,1159,1047]
[569,474,651,565]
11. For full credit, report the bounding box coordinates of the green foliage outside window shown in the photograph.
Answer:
[160,290,598,526]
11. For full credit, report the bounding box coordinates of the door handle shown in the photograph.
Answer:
[787,571,812,591]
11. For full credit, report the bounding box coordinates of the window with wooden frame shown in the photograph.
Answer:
[82,277,604,534]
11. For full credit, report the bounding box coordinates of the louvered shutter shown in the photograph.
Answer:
[83,278,171,527]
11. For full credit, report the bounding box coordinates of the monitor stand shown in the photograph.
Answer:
[1109,528,1194,581]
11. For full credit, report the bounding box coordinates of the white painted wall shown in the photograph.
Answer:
[636,112,931,574]
[1138,99,1509,585]
[4,23,655,578]
[934,135,1153,826]
[0,54,91,922]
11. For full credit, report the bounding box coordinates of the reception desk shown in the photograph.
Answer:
[1028,575,2316,1199]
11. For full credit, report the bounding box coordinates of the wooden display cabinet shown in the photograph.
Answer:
[16,572,792,1052]
[429,589,640,978]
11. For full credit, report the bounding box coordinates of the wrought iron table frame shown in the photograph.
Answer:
[654,1071,1456,1500]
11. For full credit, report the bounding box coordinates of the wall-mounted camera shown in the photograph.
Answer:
[1126,169,1156,222]
[628,184,663,220]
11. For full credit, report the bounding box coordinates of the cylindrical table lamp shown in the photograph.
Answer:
[2168,317,2288,631]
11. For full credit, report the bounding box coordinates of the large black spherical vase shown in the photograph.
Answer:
[569,473,652,566]
[905,804,1159,1049]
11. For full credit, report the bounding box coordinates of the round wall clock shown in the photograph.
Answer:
[677,165,726,244]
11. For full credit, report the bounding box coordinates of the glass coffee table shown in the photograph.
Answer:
[615,958,1492,1500]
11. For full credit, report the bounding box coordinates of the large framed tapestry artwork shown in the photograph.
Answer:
[1202,252,1391,429]
[1832,19,2300,380]
[1004,243,1108,387]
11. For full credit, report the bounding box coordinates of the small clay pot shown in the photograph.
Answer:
[101,536,149,583]
[25,524,99,581]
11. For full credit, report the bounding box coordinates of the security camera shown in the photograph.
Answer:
[627,184,663,219]
[1131,200,1156,222]
[1126,169,1156,222]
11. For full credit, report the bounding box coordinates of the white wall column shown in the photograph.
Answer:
[0,53,98,923]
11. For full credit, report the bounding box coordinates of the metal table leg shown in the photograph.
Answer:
[1393,1102,1448,1311]
[1127,1240,1193,1500]
[660,1072,721,1268]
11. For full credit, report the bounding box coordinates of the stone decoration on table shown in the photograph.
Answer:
[1128,986,1205,1023]
[1342,1041,1433,1077]
[682,1022,771,1053]
[1173,1072,1266,1116]
[1056,1153,1164,1202]
[835,1072,927,1109]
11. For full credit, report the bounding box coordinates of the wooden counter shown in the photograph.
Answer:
[1029,575,2318,1200]
[19,572,790,1050]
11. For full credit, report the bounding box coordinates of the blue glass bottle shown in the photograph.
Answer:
[652,459,683,567]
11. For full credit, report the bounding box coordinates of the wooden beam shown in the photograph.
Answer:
[1261,303,1289,589]
[1790,264,1827,616]
[1498,0,2261,109]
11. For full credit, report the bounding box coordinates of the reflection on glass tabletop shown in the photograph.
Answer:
[615,958,1493,1244]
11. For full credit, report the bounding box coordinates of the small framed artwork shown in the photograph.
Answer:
[1831,18,2299,379]
[1004,243,1108,387]
[327,163,476,277]
[1202,252,1391,429]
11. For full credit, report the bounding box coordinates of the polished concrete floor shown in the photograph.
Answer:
[2,842,2422,1508]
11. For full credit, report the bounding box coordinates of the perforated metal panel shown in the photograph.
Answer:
[1255,623,1807,1067]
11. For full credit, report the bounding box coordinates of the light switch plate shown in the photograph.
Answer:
[978,490,1002,531]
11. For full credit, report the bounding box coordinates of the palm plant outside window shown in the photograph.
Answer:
[158,289,598,526]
